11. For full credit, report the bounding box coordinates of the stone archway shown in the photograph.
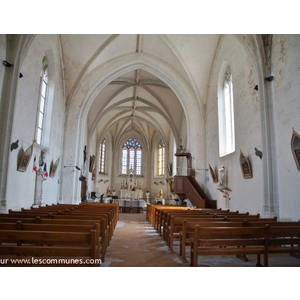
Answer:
[61,52,205,203]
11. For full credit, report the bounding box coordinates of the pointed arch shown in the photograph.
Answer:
[62,52,204,201]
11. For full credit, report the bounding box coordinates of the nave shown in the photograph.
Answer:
[1,202,300,267]
[102,211,300,267]
[101,211,187,267]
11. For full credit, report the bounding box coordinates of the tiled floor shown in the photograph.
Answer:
[101,211,300,267]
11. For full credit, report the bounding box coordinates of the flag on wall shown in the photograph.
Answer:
[43,162,48,178]
[33,155,37,172]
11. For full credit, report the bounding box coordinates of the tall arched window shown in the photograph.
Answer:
[218,65,235,157]
[157,140,165,176]
[35,54,48,145]
[99,138,106,173]
[121,138,142,175]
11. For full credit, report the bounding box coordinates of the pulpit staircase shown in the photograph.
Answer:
[174,175,217,208]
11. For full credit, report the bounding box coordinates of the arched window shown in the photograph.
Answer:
[157,140,165,176]
[218,65,235,157]
[99,138,106,173]
[121,138,142,175]
[35,54,48,145]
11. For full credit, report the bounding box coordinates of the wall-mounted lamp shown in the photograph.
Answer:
[265,76,274,82]
[64,166,81,170]
[2,60,13,67]
[10,139,19,152]
[254,147,263,160]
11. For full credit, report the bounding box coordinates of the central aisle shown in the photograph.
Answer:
[101,212,188,267]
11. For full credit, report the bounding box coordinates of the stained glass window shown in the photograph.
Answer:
[99,138,106,173]
[218,66,235,157]
[121,138,142,175]
[158,140,165,176]
[36,54,48,145]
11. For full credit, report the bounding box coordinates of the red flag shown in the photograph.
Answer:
[33,155,37,172]
[43,162,48,178]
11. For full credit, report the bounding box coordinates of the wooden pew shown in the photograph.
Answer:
[3,211,111,241]
[49,213,110,235]
[45,215,109,260]
[19,203,118,229]
[159,209,228,235]
[163,212,262,243]
[151,205,247,233]
[0,215,109,262]
[151,206,191,230]
[188,221,300,267]
[0,217,39,223]
[146,204,224,226]
[0,229,101,267]
[162,212,217,238]
[4,211,52,218]
[2,203,119,263]
[9,204,115,239]
[84,203,119,226]
[264,225,300,266]
[16,203,119,228]
[0,221,99,235]
[159,207,259,236]
[178,218,278,262]
[190,225,266,267]
[63,203,119,231]
[29,204,82,210]
[156,208,218,233]
[38,218,108,262]
[166,216,228,250]
[54,211,113,238]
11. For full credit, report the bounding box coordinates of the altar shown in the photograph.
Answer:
[119,189,143,200]
[118,199,146,213]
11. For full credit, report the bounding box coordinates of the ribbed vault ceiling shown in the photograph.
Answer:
[60,34,221,146]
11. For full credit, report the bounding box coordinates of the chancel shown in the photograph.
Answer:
[0,34,300,269]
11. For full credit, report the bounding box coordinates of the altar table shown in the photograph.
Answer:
[118,199,146,213]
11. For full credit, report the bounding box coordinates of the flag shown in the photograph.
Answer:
[33,155,37,172]
[43,162,48,178]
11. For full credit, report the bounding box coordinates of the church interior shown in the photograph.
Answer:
[0,30,299,296]
[1,34,299,219]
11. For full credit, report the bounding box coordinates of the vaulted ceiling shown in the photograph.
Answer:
[59,34,221,147]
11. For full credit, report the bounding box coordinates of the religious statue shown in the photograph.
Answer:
[218,165,226,188]
[79,146,88,181]
[145,191,150,203]
[159,188,163,200]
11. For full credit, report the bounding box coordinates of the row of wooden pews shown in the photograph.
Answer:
[0,203,119,266]
[147,204,300,267]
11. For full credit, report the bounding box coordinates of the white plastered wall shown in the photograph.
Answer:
[271,35,300,221]
[206,35,264,215]
[6,35,66,210]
